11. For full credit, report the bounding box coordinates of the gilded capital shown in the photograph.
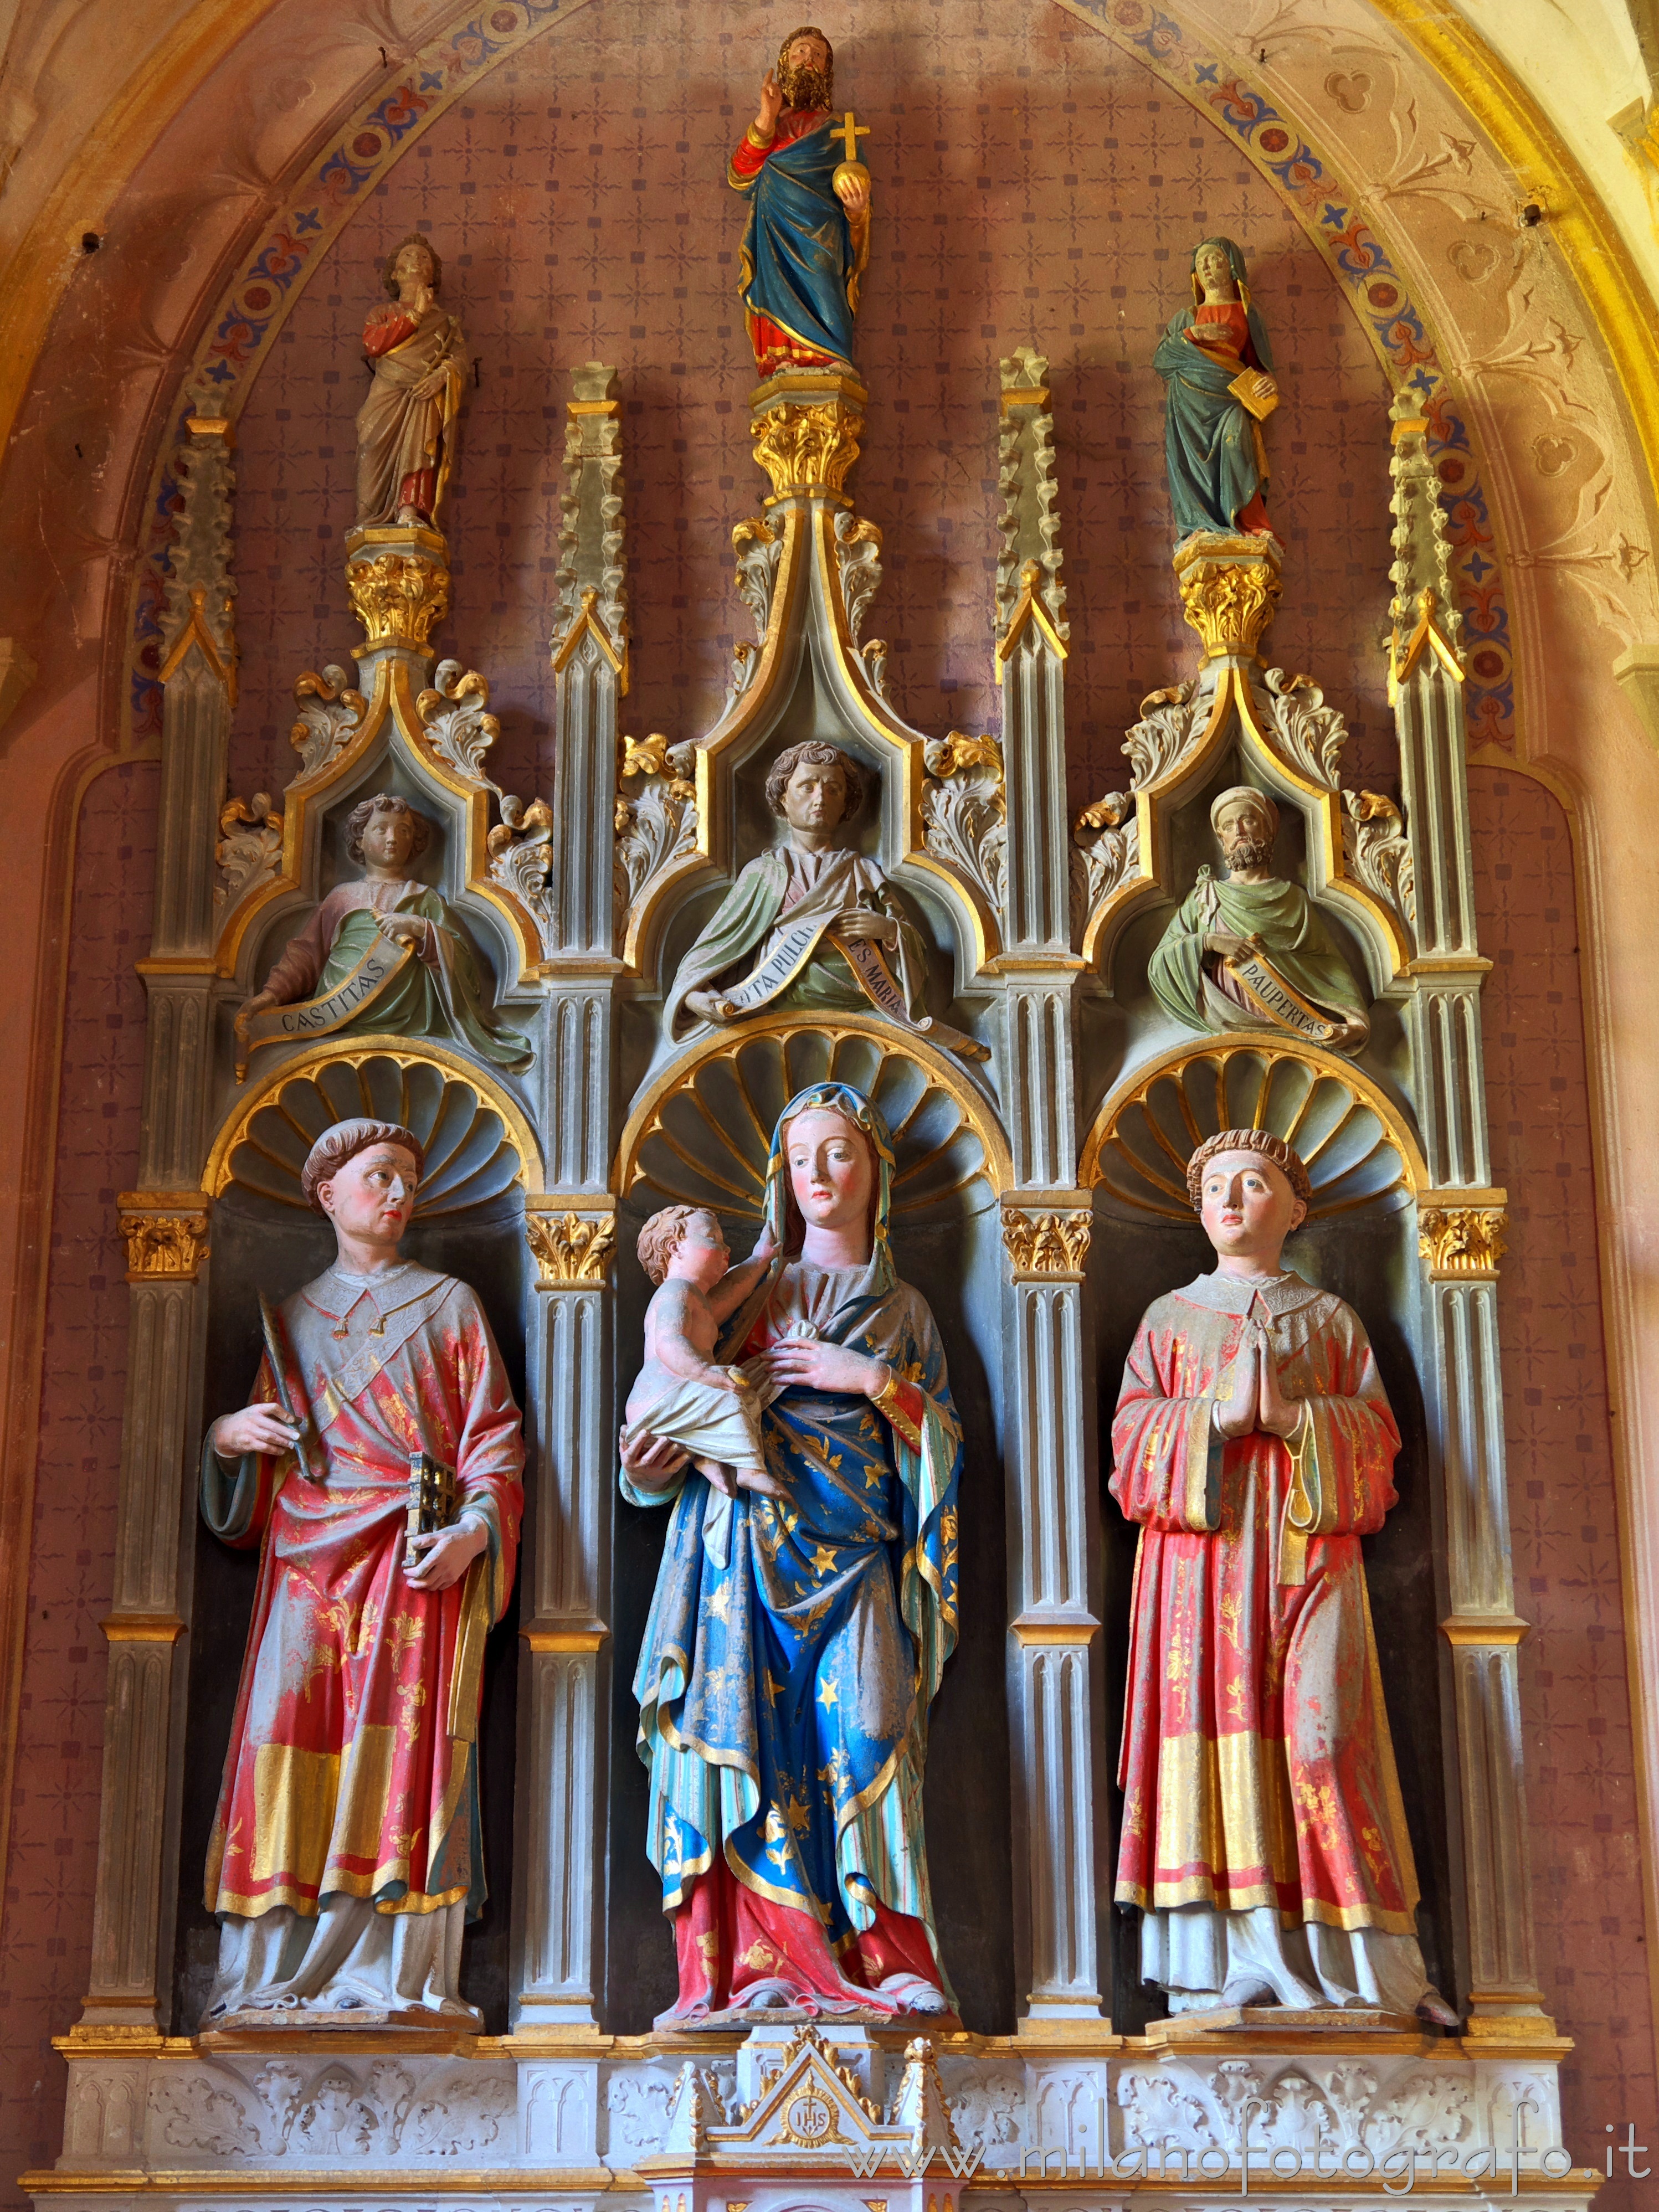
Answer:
[346,532,451,656]
[117,1194,210,1283]
[751,394,864,501]
[1003,1207,1092,1280]
[1419,1205,1507,1280]
[526,1207,617,1288]
[1173,536,1282,662]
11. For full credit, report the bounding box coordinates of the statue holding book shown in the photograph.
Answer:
[198,1118,524,2027]
[1154,235,1278,545]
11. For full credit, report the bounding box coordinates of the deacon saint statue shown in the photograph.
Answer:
[1148,785,1369,1052]
[1110,1128,1457,2024]
[620,1083,961,2025]
[235,793,533,1075]
[729,25,871,375]
[356,234,466,529]
[665,741,985,1061]
[200,1118,523,2025]
[1154,236,1277,545]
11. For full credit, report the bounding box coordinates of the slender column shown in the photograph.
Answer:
[1389,394,1550,2033]
[994,352,1105,2025]
[515,1206,615,2028]
[79,416,235,2028]
[513,365,626,2030]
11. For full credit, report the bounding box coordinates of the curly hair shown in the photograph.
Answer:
[345,793,433,867]
[383,233,441,301]
[300,1118,425,1213]
[764,741,864,824]
[777,24,833,104]
[636,1204,710,1287]
[1186,1128,1313,1212]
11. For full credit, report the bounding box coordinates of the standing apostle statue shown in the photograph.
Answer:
[199,1118,523,2025]
[1110,1129,1458,2025]
[729,24,870,375]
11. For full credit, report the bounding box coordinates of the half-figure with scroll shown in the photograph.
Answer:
[235,793,532,1076]
[199,1118,523,2026]
[666,742,985,1061]
[1149,786,1369,1053]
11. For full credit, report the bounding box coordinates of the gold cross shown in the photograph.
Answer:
[832,109,869,164]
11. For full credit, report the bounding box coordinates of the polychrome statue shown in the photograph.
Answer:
[1148,785,1368,1052]
[1110,1128,1457,2024]
[200,1118,523,2025]
[356,234,466,528]
[730,24,870,375]
[235,793,533,1074]
[1154,236,1277,544]
[620,1083,961,2025]
[625,1204,785,1568]
[666,742,984,1061]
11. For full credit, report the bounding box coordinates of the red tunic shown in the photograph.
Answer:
[1110,1274,1420,1935]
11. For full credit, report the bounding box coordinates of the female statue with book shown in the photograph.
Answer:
[1154,235,1278,544]
[198,1118,523,2027]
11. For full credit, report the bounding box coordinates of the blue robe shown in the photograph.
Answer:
[624,1086,961,1977]
[732,118,861,368]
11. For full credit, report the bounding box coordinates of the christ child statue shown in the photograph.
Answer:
[625,1204,784,1506]
[356,234,466,528]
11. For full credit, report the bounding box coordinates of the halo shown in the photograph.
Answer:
[206,1043,537,1213]
[1082,1038,1422,1221]
[617,1020,1005,1224]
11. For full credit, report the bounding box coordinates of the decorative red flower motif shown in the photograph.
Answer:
[491,5,516,25]
[243,285,273,312]
[1439,457,1466,485]
[1259,126,1290,153]
[353,131,382,159]
[1367,281,1399,310]
[1471,650,1505,682]
[1111,0,1146,22]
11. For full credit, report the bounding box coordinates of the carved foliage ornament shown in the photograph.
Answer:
[1174,536,1282,661]
[290,665,368,781]
[214,794,283,912]
[526,1210,617,1287]
[921,732,1006,920]
[1002,1208,1092,1278]
[614,732,698,929]
[346,550,450,654]
[416,659,500,783]
[1419,1206,1506,1279]
[751,397,864,499]
[1259,667,1348,792]
[117,1197,209,1282]
[1343,788,1417,939]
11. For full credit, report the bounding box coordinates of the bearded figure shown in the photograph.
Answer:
[1148,786,1370,1053]
[728,25,871,376]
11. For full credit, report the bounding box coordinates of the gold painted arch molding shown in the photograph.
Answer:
[1081,1036,1427,1222]
[614,1015,1012,1226]
[203,1038,545,1210]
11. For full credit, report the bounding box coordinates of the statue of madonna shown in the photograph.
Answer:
[619,1082,963,2026]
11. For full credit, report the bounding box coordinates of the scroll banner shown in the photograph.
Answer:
[237,933,414,1076]
[1220,951,1343,1047]
[710,914,987,1060]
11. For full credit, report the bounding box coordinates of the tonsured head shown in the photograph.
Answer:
[1187,1127,1311,1263]
[301,1118,425,1252]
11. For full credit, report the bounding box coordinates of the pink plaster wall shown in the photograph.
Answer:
[1472,764,1656,2190]
[1,764,155,2194]
[223,0,1399,826]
